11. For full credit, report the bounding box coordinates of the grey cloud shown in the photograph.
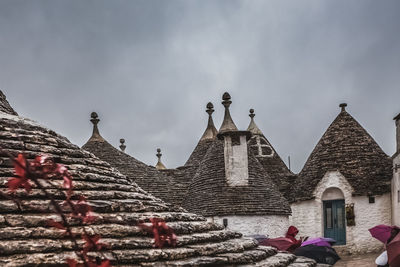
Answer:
[1,0,399,172]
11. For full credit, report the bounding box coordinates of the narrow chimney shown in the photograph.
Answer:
[394,113,400,153]
[217,92,250,187]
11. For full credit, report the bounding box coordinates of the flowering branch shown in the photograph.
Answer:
[5,152,110,267]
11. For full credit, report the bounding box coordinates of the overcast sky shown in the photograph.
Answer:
[1,0,399,172]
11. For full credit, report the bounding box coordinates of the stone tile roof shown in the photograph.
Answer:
[182,139,292,216]
[82,114,180,207]
[294,104,393,202]
[247,109,296,201]
[0,92,316,266]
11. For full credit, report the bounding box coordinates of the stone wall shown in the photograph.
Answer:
[393,155,400,225]
[208,215,289,237]
[290,171,390,254]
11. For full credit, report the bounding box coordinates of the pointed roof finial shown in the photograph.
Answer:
[119,138,126,152]
[155,148,166,170]
[339,103,347,112]
[88,112,104,141]
[249,108,255,119]
[206,102,214,115]
[219,92,238,134]
[247,108,263,135]
[200,102,218,141]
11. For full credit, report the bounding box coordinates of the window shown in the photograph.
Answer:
[248,136,274,157]
[223,218,228,228]
[398,190,400,203]
[325,202,332,229]
[369,196,375,203]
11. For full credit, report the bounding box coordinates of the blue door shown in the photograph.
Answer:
[323,200,346,245]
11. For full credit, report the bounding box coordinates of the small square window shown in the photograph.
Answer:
[369,196,375,204]
[398,190,400,203]
[223,218,228,228]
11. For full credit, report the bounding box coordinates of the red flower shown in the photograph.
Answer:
[139,218,177,248]
[8,154,31,193]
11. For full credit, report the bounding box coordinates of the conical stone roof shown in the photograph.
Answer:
[183,139,292,217]
[295,104,392,202]
[0,92,318,266]
[82,114,180,206]
[246,109,296,201]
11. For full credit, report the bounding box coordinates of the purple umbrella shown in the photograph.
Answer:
[301,237,336,247]
[369,225,399,244]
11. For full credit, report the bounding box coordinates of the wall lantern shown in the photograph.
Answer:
[345,203,355,226]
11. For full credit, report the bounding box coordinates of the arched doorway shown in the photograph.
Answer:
[322,188,346,245]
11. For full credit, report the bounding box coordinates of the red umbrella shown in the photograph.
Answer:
[259,237,294,251]
[387,232,400,267]
[369,225,399,244]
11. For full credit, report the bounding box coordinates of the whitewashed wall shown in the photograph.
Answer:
[208,215,289,237]
[393,155,400,225]
[290,171,390,254]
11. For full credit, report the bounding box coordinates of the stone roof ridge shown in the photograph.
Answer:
[87,111,105,142]
[247,108,263,135]
[155,148,167,170]
[218,92,238,134]
[200,102,218,141]
[0,90,18,115]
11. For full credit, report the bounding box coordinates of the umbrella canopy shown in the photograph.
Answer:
[248,235,269,244]
[301,237,336,247]
[259,237,294,251]
[294,245,340,265]
[369,224,399,244]
[387,232,400,267]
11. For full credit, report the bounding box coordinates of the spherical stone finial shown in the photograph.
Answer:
[222,92,231,101]
[90,112,99,126]
[156,148,162,159]
[119,138,126,152]
[339,103,347,112]
[221,92,232,108]
[206,102,214,115]
[249,109,255,118]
